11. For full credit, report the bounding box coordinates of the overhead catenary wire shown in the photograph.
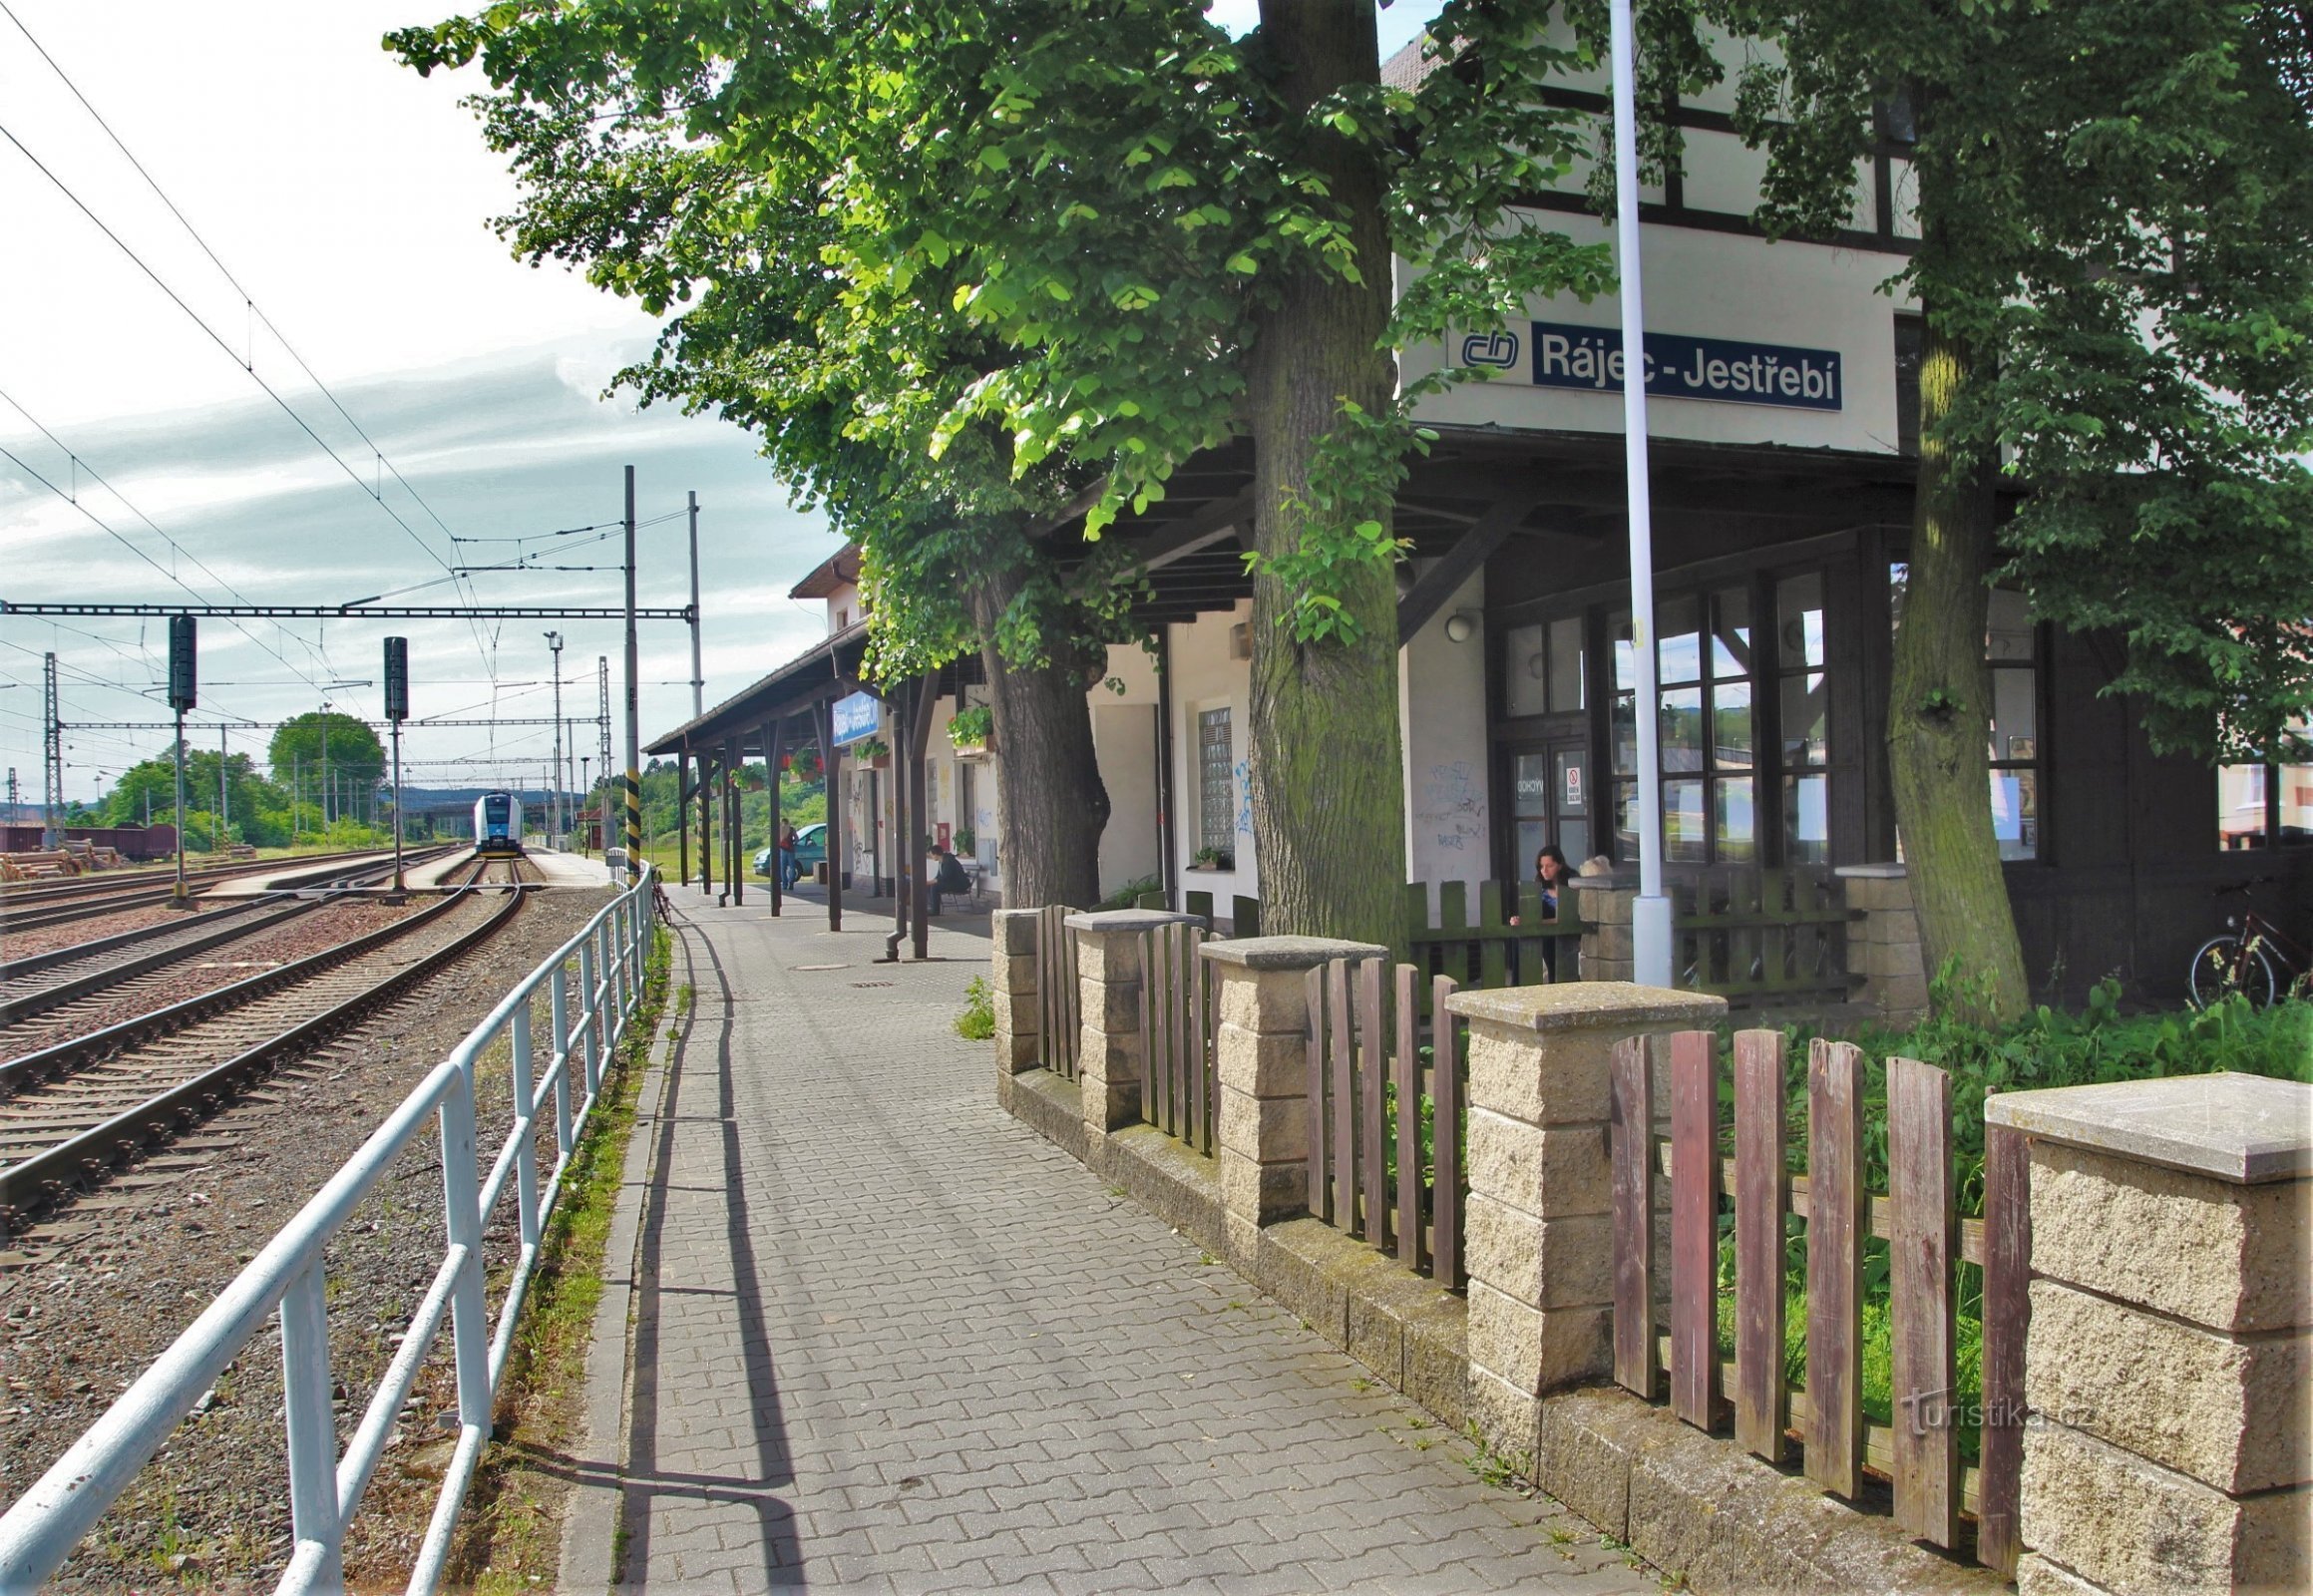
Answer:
[0,97,501,679]
[0,392,337,696]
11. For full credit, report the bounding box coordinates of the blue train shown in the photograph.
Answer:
[473,791,526,857]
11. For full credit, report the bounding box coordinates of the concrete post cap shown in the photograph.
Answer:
[1985,1070,2313,1184]
[1062,907,1207,934]
[1443,983,1727,1032]
[1832,863,1909,880]
[1198,935,1389,971]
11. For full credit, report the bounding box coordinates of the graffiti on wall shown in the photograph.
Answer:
[1415,760,1485,854]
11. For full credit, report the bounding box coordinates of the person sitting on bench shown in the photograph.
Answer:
[929,846,971,915]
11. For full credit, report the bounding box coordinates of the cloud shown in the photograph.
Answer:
[0,340,841,799]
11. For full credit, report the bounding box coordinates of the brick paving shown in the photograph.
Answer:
[587,901,1658,1594]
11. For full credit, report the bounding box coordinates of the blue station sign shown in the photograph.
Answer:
[829,689,883,747]
[1459,321,1843,411]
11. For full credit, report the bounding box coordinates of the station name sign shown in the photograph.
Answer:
[1458,321,1843,412]
[830,689,883,747]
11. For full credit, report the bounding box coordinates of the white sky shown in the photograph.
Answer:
[0,1,1436,806]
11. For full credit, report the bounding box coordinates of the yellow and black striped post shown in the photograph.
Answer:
[623,767,642,877]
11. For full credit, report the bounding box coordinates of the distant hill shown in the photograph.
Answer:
[400,785,578,813]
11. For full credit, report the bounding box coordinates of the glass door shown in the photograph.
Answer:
[1507,740,1592,875]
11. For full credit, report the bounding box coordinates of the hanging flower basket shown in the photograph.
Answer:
[947,704,993,759]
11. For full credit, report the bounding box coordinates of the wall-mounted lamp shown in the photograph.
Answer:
[1443,611,1478,644]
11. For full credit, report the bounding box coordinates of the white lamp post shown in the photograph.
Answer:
[1610,0,1674,988]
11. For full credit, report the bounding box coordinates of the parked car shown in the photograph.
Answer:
[751,821,829,881]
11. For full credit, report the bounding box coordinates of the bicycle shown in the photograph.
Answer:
[2187,875,2311,1008]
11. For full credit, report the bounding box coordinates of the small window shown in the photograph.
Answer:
[1197,707,1236,859]
[1985,589,2039,860]
[1610,587,1758,865]
[1502,616,1586,719]
[836,607,850,630]
[2220,717,2312,849]
[1778,573,1831,863]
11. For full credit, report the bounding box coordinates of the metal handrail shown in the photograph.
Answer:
[0,865,659,1595]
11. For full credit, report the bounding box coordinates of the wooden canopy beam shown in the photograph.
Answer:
[1396,497,1539,643]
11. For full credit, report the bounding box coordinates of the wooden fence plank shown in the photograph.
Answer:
[1359,956,1387,1248]
[1431,975,1462,1289]
[1175,926,1195,1138]
[1232,895,1261,937]
[1477,882,1509,990]
[1610,1034,1656,1398]
[1330,958,1355,1233]
[1306,964,1329,1218]
[1889,1056,1959,1548]
[1059,908,1075,1076]
[1670,1029,1721,1429]
[1139,930,1161,1132]
[1977,1121,2031,1576]
[1393,963,1421,1270]
[1734,1028,1788,1462]
[1192,928,1214,1153]
[1805,1037,1867,1498]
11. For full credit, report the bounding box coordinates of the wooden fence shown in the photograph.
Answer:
[1304,958,1465,1289]
[1671,867,1858,1002]
[1407,881,1581,1003]
[1035,904,1081,1080]
[1136,921,1219,1155]
[1609,1029,2027,1574]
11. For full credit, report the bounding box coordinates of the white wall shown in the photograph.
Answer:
[1400,567,1493,914]
[1094,703,1160,897]
[1399,209,1917,456]
[1164,602,1258,906]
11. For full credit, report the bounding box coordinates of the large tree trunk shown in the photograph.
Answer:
[970,572,1108,909]
[1888,315,2031,1022]
[1243,0,1409,954]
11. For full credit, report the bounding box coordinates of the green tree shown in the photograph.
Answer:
[1692,0,2313,1017]
[393,0,1616,945]
[96,744,293,846]
[268,712,386,823]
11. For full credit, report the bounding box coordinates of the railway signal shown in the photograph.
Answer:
[385,636,410,895]
[168,615,196,906]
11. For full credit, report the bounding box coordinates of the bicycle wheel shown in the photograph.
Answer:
[2187,935,2278,1008]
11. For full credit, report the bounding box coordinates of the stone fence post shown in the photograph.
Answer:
[1986,1073,2311,1596]
[1834,864,1928,1024]
[1066,909,1203,1138]
[1443,983,1728,1460]
[1567,873,1637,984]
[1199,937,1386,1273]
[989,909,1041,1092]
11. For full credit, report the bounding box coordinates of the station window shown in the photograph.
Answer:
[1985,589,2040,860]
[1500,615,1586,718]
[1776,573,1832,864]
[1611,586,1757,864]
[2218,718,2312,849]
[1197,707,1235,860]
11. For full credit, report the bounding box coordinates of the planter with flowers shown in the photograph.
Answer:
[947,704,994,759]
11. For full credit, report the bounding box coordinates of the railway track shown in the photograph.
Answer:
[0,849,461,1030]
[0,849,430,938]
[0,877,529,1234]
[0,847,383,911]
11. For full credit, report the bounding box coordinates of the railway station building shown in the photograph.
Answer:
[648,33,2310,1009]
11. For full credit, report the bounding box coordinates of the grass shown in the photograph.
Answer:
[954,975,995,1039]
[441,926,674,1592]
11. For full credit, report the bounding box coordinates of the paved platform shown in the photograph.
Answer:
[561,901,1656,1594]
[203,849,400,895]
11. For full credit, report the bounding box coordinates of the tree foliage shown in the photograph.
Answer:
[267,711,386,789]
[389,0,1629,645]
[1709,0,2313,758]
